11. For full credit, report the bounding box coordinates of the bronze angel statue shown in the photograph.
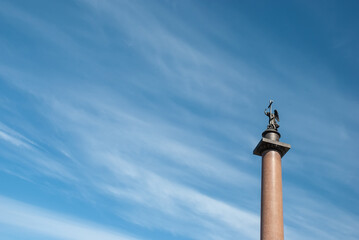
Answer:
[264,100,280,130]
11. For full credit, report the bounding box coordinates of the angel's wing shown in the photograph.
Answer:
[274,109,280,122]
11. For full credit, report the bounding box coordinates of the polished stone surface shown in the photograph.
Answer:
[260,150,284,240]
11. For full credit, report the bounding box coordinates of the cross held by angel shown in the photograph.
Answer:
[264,100,280,130]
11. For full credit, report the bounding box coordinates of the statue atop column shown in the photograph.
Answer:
[264,100,280,130]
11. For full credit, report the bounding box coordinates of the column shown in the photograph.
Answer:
[253,129,290,240]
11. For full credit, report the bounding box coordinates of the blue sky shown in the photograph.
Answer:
[0,0,358,239]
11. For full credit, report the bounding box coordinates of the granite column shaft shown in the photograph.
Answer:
[260,150,284,240]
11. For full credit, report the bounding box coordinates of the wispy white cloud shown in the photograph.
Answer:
[76,0,256,116]
[0,1,87,60]
[0,121,76,182]
[0,195,140,240]
[0,130,31,148]
[0,66,261,239]
[46,93,260,239]
[0,122,37,149]
[98,154,259,240]
[283,186,359,240]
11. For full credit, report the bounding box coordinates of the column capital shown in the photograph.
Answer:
[253,136,291,157]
